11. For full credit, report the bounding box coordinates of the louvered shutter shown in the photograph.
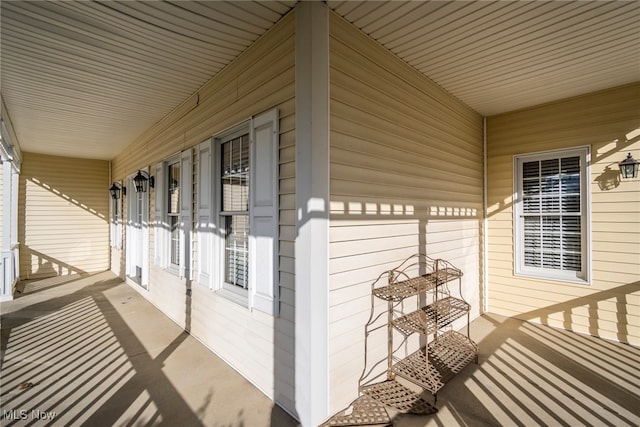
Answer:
[125,178,136,277]
[110,196,117,247]
[179,150,193,279]
[249,109,279,315]
[154,162,167,267]
[116,182,123,249]
[197,140,214,287]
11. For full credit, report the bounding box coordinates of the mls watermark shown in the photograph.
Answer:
[3,409,57,421]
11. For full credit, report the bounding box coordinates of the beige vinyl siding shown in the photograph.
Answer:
[110,12,295,410]
[328,12,484,412]
[0,162,3,247]
[18,152,109,278]
[487,83,640,346]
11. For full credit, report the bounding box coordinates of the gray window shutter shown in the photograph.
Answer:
[154,162,167,267]
[197,139,214,287]
[116,182,123,250]
[110,196,117,247]
[126,178,136,277]
[180,149,193,279]
[249,109,279,315]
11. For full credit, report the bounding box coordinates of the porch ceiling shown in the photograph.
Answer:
[1,1,638,161]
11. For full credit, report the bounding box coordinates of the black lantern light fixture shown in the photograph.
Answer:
[133,170,154,193]
[619,153,639,179]
[109,182,124,199]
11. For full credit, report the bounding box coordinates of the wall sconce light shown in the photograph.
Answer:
[133,170,154,193]
[109,182,124,199]
[619,153,639,179]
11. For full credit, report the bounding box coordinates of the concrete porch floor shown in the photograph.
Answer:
[1,271,639,426]
[1,272,298,427]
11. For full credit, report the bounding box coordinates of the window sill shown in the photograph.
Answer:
[215,287,249,308]
[515,270,590,286]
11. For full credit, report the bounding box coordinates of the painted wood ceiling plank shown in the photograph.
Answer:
[425,24,638,89]
[409,1,629,71]
[348,1,444,43]
[359,2,431,37]
[2,25,224,88]
[79,1,243,60]
[398,1,544,62]
[165,1,267,39]
[336,1,388,23]
[2,1,234,76]
[96,1,246,54]
[328,1,364,17]
[378,1,477,48]
[222,0,294,24]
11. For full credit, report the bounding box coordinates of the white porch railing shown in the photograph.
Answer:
[1,244,19,301]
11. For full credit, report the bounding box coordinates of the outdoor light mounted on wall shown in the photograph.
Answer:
[133,170,154,193]
[619,153,639,179]
[109,182,124,199]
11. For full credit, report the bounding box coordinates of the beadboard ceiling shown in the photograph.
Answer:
[2,1,638,160]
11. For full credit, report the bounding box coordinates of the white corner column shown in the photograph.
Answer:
[295,2,330,426]
[1,124,20,301]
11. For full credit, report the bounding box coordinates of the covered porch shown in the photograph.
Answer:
[2,272,638,426]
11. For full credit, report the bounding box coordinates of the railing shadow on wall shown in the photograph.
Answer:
[18,170,109,284]
[321,192,639,425]
[0,273,207,426]
[310,195,482,422]
[484,126,640,340]
[22,247,88,278]
[592,127,640,191]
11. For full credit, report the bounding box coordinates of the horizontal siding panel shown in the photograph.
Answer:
[109,13,296,411]
[330,246,418,275]
[331,103,480,167]
[19,153,109,278]
[0,163,3,246]
[330,71,480,154]
[487,84,640,348]
[330,11,480,129]
[331,177,480,203]
[331,146,481,188]
[328,13,482,413]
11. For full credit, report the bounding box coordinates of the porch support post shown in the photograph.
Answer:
[294,1,330,426]
[1,153,19,301]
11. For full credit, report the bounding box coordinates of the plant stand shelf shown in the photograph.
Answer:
[323,255,478,426]
[392,330,478,394]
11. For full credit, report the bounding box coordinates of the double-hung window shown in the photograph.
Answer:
[196,109,279,315]
[154,151,192,278]
[167,159,181,269]
[220,133,250,291]
[514,147,590,283]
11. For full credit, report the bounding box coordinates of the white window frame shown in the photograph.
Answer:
[154,151,192,279]
[197,109,279,315]
[109,181,123,249]
[166,155,181,273]
[215,124,251,304]
[513,146,591,284]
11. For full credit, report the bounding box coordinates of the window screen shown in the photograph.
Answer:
[515,148,589,284]
[221,134,250,289]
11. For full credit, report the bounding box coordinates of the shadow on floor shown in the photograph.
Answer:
[390,314,640,426]
[0,272,298,427]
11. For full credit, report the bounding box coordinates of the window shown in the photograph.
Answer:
[514,147,590,283]
[109,184,122,249]
[167,160,181,268]
[154,151,192,277]
[220,132,250,292]
[196,109,279,314]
